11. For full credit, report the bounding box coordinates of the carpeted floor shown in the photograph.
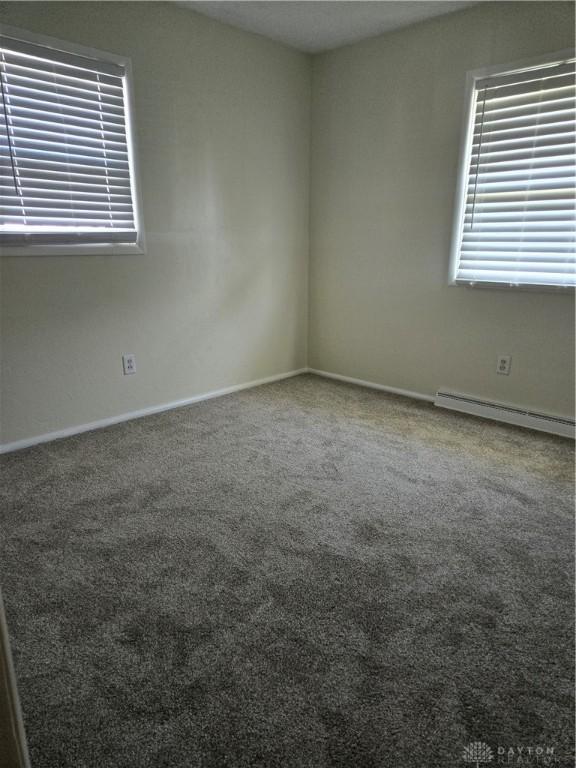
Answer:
[0,373,574,767]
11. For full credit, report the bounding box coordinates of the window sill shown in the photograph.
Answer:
[449,280,575,294]
[0,240,146,258]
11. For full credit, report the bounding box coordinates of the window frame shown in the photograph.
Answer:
[449,49,575,293]
[0,25,145,257]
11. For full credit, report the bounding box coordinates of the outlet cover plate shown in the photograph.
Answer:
[122,354,136,375]
[496,355,511,375]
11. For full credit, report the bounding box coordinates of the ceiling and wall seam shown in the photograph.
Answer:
[181,1,480,54]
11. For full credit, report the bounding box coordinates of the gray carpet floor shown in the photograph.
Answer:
[0,373,574,767]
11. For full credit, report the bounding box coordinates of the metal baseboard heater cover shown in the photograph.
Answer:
[434,391,575,439]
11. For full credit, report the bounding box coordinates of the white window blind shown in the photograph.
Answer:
[0,32,139,248]
[452,55,576,288]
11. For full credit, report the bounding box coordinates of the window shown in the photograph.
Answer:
[450,51,575,289]
[0,26,143,255]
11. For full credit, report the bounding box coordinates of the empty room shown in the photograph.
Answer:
[0,1,574,766]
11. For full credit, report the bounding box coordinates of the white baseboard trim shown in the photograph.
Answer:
[308,368,435,403]
[0,368,308,455]
[4,366,569,453]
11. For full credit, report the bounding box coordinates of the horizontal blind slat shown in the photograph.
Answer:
[466,195,576,206]
[467,166,575,183]
[466,178,576,192]
[1,110,127,136]
[1,215,135,225]
[462,231,575,241]
[461,241,575,251]
[3,91,125,118]
[458,260,575,274]
[473,108,576,134]
[1,124,129,150]
[0,184,132,200]
[0,143,131,167]
[460,250,574,261]
[463,212,574,222]
[465,198,575,208]
[0,157,130,185]
[470,154,575,173]
[472,121,575,143]
[481,94,575,119]
[1,201,134,212]
[0,129,130,154]
[471,130,576,152]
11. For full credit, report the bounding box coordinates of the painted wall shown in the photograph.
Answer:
[309,2,575,418]
[0,2,310,445]
[1,1,574,447]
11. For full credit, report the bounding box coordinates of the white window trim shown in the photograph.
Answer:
[449,49,575,293]
[0,25,145,257]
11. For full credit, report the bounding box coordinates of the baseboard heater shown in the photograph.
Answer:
[434,390,575,439]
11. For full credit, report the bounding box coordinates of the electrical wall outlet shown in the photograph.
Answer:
[496,355,511,375]
[122,354,136,375]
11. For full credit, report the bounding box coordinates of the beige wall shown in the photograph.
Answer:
[309,1,575,418]
[0,1,310,445]
[1,2,574,447]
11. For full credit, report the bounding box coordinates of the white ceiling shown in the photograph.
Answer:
[181,1,480,53]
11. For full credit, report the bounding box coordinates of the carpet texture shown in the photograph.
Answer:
[0,374,574,767]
